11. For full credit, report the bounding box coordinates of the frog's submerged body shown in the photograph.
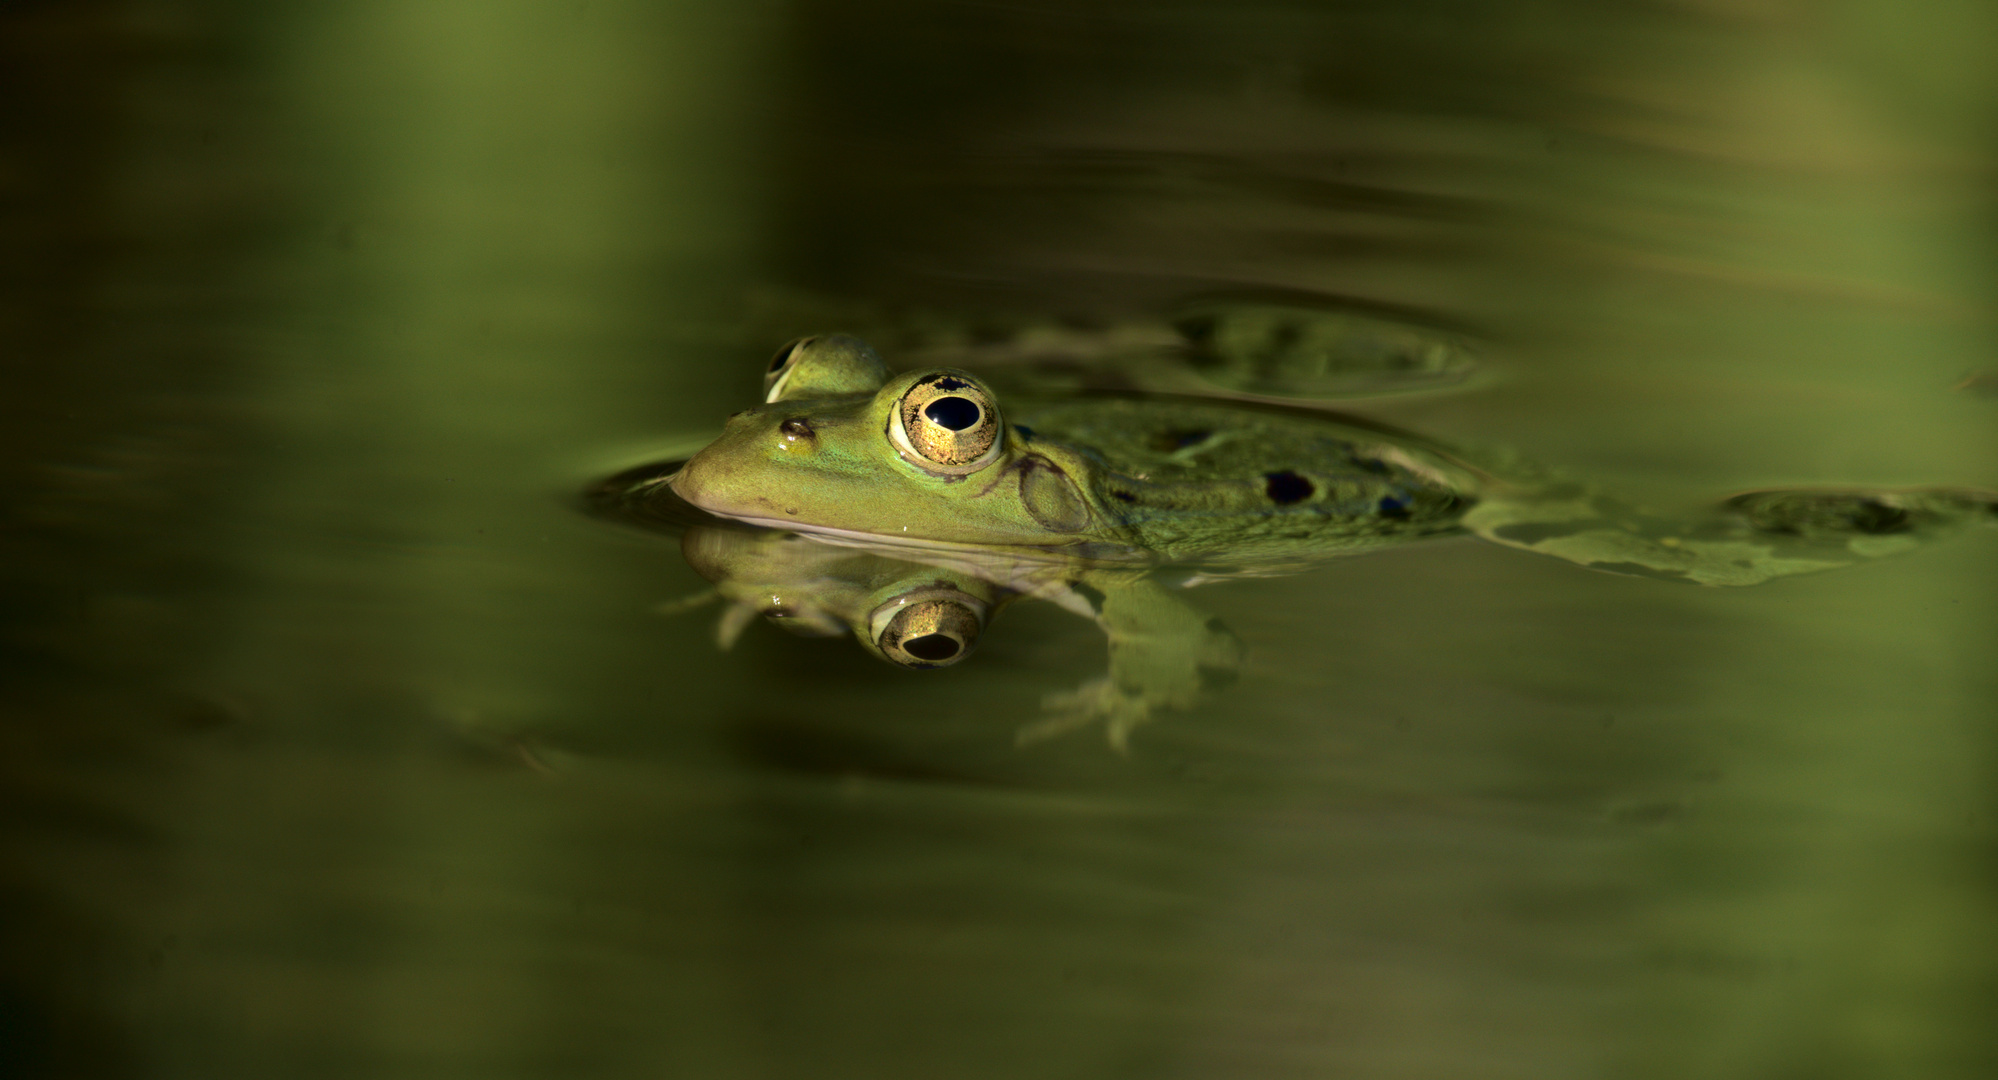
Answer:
[607,322,1995,745]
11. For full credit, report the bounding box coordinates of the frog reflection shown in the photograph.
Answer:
[674,523,1019,670]
[598,306,1996,745]
[660,521,1241,746]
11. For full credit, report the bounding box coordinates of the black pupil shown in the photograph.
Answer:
[924,396,981,431]
[903,633,961,661]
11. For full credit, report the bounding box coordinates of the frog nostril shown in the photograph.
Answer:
[779,417,815,440]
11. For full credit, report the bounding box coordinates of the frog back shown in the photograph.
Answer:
[1010,395,1483,564]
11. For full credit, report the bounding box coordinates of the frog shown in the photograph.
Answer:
[599,327,1997,746]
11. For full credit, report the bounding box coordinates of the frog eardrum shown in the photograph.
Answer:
[889,371,1003,475]
[870,589,986,668]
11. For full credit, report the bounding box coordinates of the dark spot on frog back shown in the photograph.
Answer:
[1263,470,1315,505]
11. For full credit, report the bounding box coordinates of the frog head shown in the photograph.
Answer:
[670,335,1111,550]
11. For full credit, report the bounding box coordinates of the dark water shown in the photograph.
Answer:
[4,1,1996,1077]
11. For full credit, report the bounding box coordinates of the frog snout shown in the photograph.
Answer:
[665,455,706,504]
[668,421,776,517]
[667,440,730,509]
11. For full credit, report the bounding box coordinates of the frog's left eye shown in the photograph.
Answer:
[768,337,807,373]
[765,334,890,403]
[889,371,1003,475]
[870,591,986,668]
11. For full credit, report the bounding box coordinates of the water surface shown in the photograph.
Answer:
[3,1,1995,1078]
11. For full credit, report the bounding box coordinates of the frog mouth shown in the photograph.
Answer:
[698,507,1149,568]
[667,435,1147,565]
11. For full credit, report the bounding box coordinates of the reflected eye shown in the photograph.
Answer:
[889,371,1003,475]
[872,596,984,669]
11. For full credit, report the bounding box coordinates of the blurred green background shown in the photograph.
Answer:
[2,1,1994,1077]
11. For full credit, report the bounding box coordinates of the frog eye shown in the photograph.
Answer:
[889,370,1003,475]
[870,592,986,669]
[765,334,890,402]
[767,337,807,374]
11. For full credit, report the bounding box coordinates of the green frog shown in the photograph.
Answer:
[598,318,1995,745]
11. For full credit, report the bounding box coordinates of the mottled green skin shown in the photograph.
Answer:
[1171,301,1478,396]
[1006,395,1477,563]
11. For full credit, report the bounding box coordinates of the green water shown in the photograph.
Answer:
[3,1,1995,1077]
